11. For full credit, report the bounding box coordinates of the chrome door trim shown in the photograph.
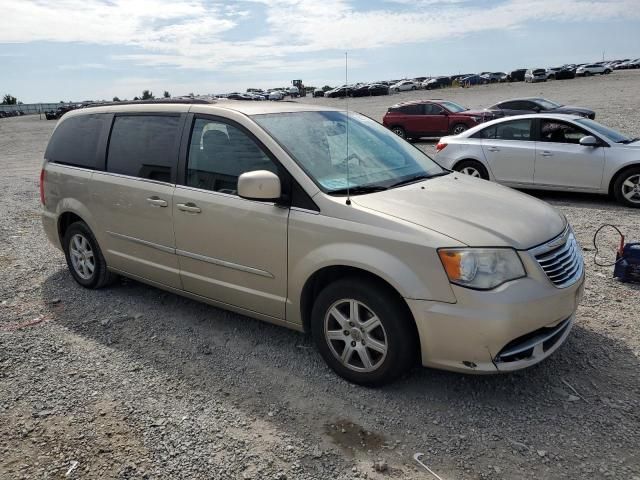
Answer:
[290,206,321,215]
[93,170,175,187]
[176,249,274,278]
[175,184,278,206]
[107,231,175,254]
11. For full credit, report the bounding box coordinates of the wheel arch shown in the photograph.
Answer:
[299,265,417,339]
[608,162,640,196]
[452,157,492,177]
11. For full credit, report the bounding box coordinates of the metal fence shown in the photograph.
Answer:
[0,103,77,115]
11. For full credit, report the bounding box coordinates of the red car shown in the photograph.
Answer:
[382,100,493,140]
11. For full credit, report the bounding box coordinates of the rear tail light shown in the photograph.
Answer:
[39,168,46,205]
[435,142,447,152]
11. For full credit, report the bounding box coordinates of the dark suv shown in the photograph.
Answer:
[382,100,493,139]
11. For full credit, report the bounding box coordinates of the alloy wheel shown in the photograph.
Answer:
[621,174,640,204]
[453,125,467,135]
[460,166,481,178]
[324,299,388,373]
[69,233,95,280]
[391,127,405,138]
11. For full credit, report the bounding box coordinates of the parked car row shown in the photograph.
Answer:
[222,87,299,101]
[0,110,26,118]
[44,105,81,120]
[321,57,635,98]
[383,96,596,141]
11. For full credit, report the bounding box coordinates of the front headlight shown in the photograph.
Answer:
[438,248,525,290]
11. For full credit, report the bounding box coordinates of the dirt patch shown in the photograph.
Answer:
[325,419,386,454]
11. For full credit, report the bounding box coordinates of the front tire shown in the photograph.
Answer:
[451,123,468,135]
[63,221,115,288]
[311,277,417,386]
[454,160,489,180]
[613,167,640,208]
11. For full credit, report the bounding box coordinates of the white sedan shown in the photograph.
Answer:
[390,80,419,92]
[434,114,640,207]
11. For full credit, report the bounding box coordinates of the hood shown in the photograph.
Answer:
[553,105,594,116]
[352,174,566,250]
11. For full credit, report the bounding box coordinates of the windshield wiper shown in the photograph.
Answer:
[618,137,640,144]
[388,171,449,189]
[328,185,388,195]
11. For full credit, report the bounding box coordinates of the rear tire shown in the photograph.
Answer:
[311,277,417,386]
[613,167,640,208]
[454,160,489,180]
[390,126,406,139]
[63,221,115,288]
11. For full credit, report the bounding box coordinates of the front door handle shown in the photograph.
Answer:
[487,147,500,152]
[176,202,201,214]
[146,196,168,207]
[540,151,553,157]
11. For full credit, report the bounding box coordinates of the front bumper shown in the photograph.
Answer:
[406,268,585,374]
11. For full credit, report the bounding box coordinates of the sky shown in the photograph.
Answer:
[1,0,639,103]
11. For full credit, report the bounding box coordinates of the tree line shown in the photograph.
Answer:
[112,90,171,102]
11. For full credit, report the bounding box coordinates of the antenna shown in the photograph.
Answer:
[345,51,351,205]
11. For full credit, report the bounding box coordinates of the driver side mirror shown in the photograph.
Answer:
[579,135,599,147]
[238,170,281,201]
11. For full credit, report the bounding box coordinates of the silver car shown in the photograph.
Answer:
[435,114,640,207]
[41,101,585,385]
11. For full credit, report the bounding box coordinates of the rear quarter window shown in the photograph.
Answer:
[106,115,180,183]
[44,114,108,169]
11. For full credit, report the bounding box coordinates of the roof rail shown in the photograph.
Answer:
[84,98,215,108]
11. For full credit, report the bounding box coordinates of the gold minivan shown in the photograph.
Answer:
[41,100,585,385]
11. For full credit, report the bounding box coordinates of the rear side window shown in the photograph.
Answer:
[106,115,179,182]
[45,114,107,169]
[399,104,423,115]
[475,119,533,140]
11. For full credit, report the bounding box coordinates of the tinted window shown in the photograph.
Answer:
[540,120,589,144]
[399,105,423,115]
[186,118,278,195]
[424,104,444,115]
[45,114,107,169]
[575,118,627,143]
[479,119,532,140]
[107,115,179,182]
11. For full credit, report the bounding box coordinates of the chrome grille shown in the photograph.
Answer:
[532,228,583,288]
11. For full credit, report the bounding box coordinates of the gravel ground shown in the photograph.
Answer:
[1,70,639,480]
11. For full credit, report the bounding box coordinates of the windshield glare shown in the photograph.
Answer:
[575,118,630,143]
[253,111,444,193]
[440,101,466,113]
[535,99,562,109]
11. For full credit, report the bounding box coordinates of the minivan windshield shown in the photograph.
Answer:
[253,111,445,194]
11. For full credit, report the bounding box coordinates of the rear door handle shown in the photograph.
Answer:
[176,202,201,214]
[487,147,500,152]
[146,196,168,207]
[540,151,553,157]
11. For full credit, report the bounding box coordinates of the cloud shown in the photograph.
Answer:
[58,63,108,70]
[0,0,638,74]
